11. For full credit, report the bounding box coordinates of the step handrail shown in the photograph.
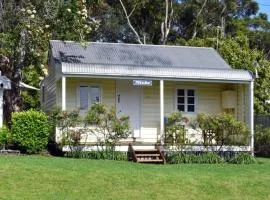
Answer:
[128,143,138,162]
[155,145,166,164]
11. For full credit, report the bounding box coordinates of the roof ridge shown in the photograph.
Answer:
[49,40,214,50]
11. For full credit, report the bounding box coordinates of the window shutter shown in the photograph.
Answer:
[90,86,100,105]
[79,86,89,110]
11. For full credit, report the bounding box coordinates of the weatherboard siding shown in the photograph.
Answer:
[141,81,247,143]
[53,78,248,144]
[56,78,116,110]
[142,81,225,127]
[41,57,57,112]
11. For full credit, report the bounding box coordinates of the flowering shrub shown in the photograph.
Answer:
[85,103,131,150]
[49,108,86,153]
[50,103,131,153]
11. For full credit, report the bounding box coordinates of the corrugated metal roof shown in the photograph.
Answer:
[50,40,230,69]
[50,40,254,82]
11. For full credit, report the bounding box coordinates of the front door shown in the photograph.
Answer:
[116,80,141,138]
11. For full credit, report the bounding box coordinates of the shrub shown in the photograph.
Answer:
[164,112,188,146]
[51,104,131,154]
[0,126,10,149]
[255,125,270,157]
[166,152,196,164]
[198,152,224,164]
[85,103,131,150]
[65,150,127,161]
[11,109,50,153]
[49,108,87,154]
[229,153,256,164]
[196,113,250,147]
[166,151,224,164]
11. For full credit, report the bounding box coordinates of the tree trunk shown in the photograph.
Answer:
[3,77,22,128]
[0,30,26,127]
[0,60,23,127]
[161,0,173,45]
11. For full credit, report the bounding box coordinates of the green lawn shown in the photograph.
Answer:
[0,156,270,200]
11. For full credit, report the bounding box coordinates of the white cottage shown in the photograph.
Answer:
[42,40,254,154]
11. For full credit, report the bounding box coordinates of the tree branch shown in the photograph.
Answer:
[192,0,208,40]
[119,0,143,44]
[128,2,137,18]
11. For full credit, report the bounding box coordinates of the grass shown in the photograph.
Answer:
[0,156,270,200]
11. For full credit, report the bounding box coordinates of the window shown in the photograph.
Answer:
[176,89,196,112]
[79,86,101,111]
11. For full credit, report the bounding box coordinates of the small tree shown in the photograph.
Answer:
[85,103,130,150]
[196,113,250,151]
[164,111,189,146]
[50,108,87,154]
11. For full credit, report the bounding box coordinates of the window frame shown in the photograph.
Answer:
[175,88,197,113]
[77,84,102,112]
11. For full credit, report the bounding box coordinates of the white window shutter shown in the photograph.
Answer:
[79,86,89,110]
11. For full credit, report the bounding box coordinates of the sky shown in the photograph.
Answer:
[257,0,270,18]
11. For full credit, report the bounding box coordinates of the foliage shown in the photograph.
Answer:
[65,150,127,161]
[173,0,259,40]
[89,0,178,44]
[0,126,10,150]
[254,125,270,157]
[166,151,224,164]
[85,103,131,150]
[50,103,130,152]
[11,109,50,153]
[0,0,96,125]
[89,0,261,44]
[49,108,86,153]
[229,153,256,164]
[166,151,196,164]
[196,113,250,148]
[55,0,95,41]
[164,112,188,145]
[255,125,270,146]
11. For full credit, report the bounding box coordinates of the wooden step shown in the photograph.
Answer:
[134,149,158,152]
[137,159,164,163]
[136,154,160,157]
[128,144,166,164]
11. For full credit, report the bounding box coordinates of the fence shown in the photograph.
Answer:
[255,115,270,127]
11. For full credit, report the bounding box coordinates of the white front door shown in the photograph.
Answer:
[116,80,141,138]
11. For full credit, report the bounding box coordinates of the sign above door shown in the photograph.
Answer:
[133,80,152,86]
